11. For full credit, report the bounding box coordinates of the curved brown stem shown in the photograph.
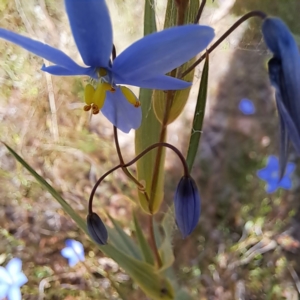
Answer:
[181,10,267,78]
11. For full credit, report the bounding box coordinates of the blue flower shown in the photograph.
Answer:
[239,98,255,115]
[174,176,201,238]
[257,155,295,193]
[0,0,214,133]
[262,17,300,177]
[0,258,28,300]
[61,239,85,267]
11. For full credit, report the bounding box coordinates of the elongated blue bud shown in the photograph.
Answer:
[262,17,300,178]
[87,213,108,245]
[174,176,201,238]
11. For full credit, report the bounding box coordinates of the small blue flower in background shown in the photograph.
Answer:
[61,239,85,267]
[239,98,255,115]
[262,17,300,177]
[257,155,295,193]
[174,176,201,238]
[0,258,28,300]
[0,0,215,133]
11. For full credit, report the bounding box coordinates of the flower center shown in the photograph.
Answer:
[83,68,141,114]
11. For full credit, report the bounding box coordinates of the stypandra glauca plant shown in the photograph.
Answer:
[1,0,299,299]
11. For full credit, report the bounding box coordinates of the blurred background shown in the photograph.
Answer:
[0,0,300,299]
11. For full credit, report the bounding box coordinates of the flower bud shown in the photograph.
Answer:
[262,17,300,177]
[87,213,108,245]
[174,176,201,238]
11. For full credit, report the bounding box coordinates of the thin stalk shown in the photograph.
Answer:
[113,126,145,191]
[181,10,267,78]
[88,142,189,213]
[194,0,206,24]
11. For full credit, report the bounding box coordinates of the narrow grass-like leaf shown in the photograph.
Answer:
[133,213,154,265]
[186,54,209,172]
[107,214,142,260]
[4,142,88,233]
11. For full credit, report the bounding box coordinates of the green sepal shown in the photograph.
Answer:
[186,54,209,172]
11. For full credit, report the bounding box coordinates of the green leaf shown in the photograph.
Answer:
[106,214,142,260]
[135,0,165,214]
[186,54,209,172]
[144,0,156,35]
[133,213,155,265]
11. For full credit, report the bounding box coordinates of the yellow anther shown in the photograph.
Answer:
[84,84,95,105]
[134,101,141,108]
[120,86,140,108]
[99,68,107,77]
[83,104,92,111]
[91,104,99,114]
[93,82,112,110]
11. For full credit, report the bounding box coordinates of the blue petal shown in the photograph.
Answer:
[0,28,84,72]
[7,286,21,300]
[279,177,292,190]
[6,259,22,278]
[61,247,75,259]
[266,181,279,193]
[13,273,27,288]
[276,93,300,154]
[101,87,142,133]
[263,18,300,151]
[70,240,85,261]
[113,25,214,81]
[41,65,97,78]
[115,75,191,90]
[278,111,289,180]
[257,168,270,180]
[286,162,296,174]
[68,257,79,268]
[0,267,10,284]
[65,0,113,67]
[0,283,9,299]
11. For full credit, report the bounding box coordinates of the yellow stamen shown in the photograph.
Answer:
[120,86,140,107]
[84,84,95,105]
[93,82,112,110]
